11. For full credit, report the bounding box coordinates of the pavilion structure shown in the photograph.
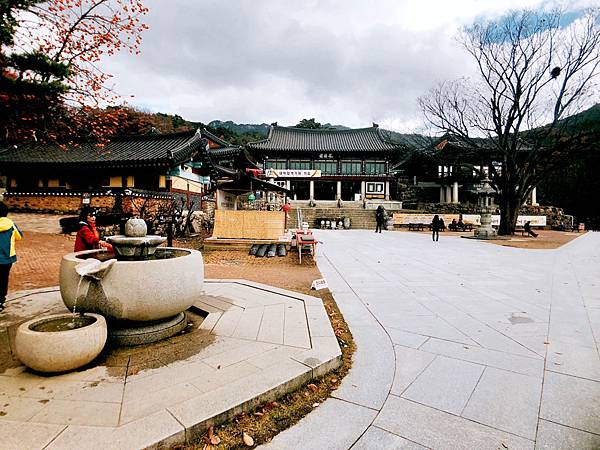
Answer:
[393,135,538,207]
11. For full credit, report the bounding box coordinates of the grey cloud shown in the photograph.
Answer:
[101,0,478,130]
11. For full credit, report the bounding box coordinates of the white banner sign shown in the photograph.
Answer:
[265,169,321,178]
[393,213,459,225]
[462,215,546,226]
[311,278,328,290]
[394,213,546,227]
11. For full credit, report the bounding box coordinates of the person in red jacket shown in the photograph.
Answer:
[74,208,110,252]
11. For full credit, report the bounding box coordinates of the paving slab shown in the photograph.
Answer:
[461,367,542,439]
[1,280,340,449]
[375,396,534,450]
[540,370,600,434]
[264,230,599,450]
[0,421,66,450]
[351,426,428,450]
[401,355,484,415]
[261,398,377,450]
[331,324,394,410]
[390,345,436,396]
[535,419,600,450]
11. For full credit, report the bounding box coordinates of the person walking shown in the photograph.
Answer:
[431,214,441,242]
[0,202,23,312]
[375,205,385,233]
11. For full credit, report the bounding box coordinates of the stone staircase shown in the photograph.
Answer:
[290,207,402,230]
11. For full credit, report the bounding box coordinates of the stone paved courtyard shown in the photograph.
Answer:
[263,230,600,450]
[0,281,340,449]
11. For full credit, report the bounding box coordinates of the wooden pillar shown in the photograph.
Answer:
[452,181,459,204]
[531,187,538,206]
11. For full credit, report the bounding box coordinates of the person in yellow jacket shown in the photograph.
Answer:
[0,202,22,312]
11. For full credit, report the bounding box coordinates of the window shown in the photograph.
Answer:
[492,161,502,176]
[289,160,311,170]
[102,176,123,187]
[315,161,337,175]
[265,159,286,170]
[341,160,362,175]
[365,161,386,175]
[438,165,453,177]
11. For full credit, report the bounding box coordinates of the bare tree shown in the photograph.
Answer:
[419,9,600,234]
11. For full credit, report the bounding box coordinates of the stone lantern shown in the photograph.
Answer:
[472,176,498,239]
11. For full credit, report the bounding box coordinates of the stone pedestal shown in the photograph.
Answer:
[473,208,498,239]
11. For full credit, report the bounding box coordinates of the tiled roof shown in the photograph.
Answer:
[208,147,242,158]
[202,128,237,148]
[247,126,402,152]
[0,130,204,169]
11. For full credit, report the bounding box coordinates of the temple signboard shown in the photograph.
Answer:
[265,169,321,178]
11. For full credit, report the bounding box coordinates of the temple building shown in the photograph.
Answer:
[199,129,290,209]
[395,136,538,207]
[0,130,208,213]
[246,124,405,204]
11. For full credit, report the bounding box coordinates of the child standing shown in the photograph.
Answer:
[0,202,23,312]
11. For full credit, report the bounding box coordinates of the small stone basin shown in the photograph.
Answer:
[106,235,167,259]
[15,313,107,373]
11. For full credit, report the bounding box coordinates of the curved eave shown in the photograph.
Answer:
[247,146,399,153]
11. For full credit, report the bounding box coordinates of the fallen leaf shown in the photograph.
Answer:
[253,411,264,417]
[544,341,550,345]
[330,377,338,383]
[217,365,221,370]
[303,391,310,397]
[312,402,320,407]
[243,432,254,446]
[308,383,318,392]
[208,426,221,446]
[501,443,508,448]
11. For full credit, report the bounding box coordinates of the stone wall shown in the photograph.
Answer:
[403,203,567,228]
[4,194,115,214]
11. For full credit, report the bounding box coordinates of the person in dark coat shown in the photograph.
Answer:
[524,221,538,238]
[431,214,441,242]
[375,205,385,233]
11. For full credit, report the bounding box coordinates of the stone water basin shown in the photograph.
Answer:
[59,247,204,322]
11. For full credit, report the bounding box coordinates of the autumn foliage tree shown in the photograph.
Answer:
[1,0,149,144]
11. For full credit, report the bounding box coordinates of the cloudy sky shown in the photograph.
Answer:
[100,0,594,132]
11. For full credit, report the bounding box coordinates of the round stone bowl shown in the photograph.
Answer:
[106,235,167,259]
[59,248,204,322]
[15,313,107,373]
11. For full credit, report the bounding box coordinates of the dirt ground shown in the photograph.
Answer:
[9,231,75,292]
[395,228,584,250]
